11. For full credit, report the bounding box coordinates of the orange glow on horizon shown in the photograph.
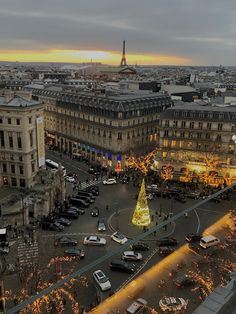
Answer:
[0,49,191,65]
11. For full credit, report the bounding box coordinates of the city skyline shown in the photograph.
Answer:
[0,0,236,65]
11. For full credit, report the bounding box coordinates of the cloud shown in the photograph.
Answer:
[0,0,235,64]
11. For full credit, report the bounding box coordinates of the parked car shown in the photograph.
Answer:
[158,246,174,256]
[93,270,111,291]
[126,298,147,314]
[55,236,78,246]
[70,198,90,208]
[120,176,130,184]
[91,207,99,217]
[64,248,85,258]
[146,184,158,192]
[159,297,188,312]
[61,211,79,220]
[174,194,186,203]
[68,207,85,215]
[53,222,64,232]
[111,232,128,244]
[103,178,117,185]
[147,193,154,200]
[97,218,106,232]
[200,235,220,249]
[174,274,195,288]
[122,251,142,261]
[77,190,96,200]
[85,187,99,196]
[75,194,94,203]
[109,259,136,274]
[186,191,200,199]
[185,233,202,243]
[158,237,178,247]
[54,217,71,226]
[130,242,149,251]
[83,235,106,246]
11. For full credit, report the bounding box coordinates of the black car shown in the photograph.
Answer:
[161,191,172,199]
[174,194,186,203]
[91,207,99,217]
[55,236,78,246]
[54,217,72,226]
[158,246,174,256]
[120,176,130,184]
[85,187,99,196]
[77,190,96,200]
[130,242,149,251]
[158,237,178,247]
[174,274,195,288]
[62,211,79,220]
[70,198,90,208]
[64,248,85,258]
[185,233,202,243]
[75,194,94,204]
[68,207,85,215]
[109,259,136,274]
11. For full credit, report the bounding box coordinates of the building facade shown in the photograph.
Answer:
[156,102,236,185]
[29,88,172,169]
[0,92,45,188]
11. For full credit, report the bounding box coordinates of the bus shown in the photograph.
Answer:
[45,159,66,176]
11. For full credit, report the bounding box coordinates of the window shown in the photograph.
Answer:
[11,165,15,174]
[189,122,194,129]
[2,164,7,173]
[29,132,33,146]
[205,133,210,139]
[19,165,24,175]
[198,122,203,129]
[181,121,186,128]
[11,177,17,186]
[8,118,11,124]
[164,120,169,127]
[20,179,25,187]
[29,117,32,124]
[218,123,223,131]
[31,162,35,173]
[0,131,4,147]
[0,118,2,123]
[31,154,34,160]
[207,123,212,130]
[16,119,21,125]
[19,156,23,162]
[117,132,122,140]
[164,130,169,136]
[173,120,178,127]
[17,133,22,149]
[8,132,13,148]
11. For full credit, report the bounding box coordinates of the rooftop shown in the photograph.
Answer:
[0,96,40,108]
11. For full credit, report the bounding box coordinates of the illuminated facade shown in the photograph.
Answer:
[28,87,172,169]
[157,103,236,186]
[132,178,151,226]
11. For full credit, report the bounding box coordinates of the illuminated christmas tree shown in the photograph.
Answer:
[132,178,151,226]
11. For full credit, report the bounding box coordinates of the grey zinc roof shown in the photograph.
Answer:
[0,96,40,108]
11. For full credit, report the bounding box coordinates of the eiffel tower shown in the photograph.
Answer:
[120,40,127,67]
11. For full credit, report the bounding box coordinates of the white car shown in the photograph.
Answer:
[83,235,106,246]
[147,193,154,200]
[159,297,188,312]
[103,178,117,185]
[126,298,147,314]
[93,270,111,291]
[122,251,142,261]
[65,176,76,183]
[111,232,128,244]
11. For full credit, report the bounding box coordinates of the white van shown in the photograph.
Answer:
[200,235,220,249]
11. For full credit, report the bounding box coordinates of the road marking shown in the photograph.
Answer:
[196,207,221,214]
[42,232,112,238]
[194,209,201,233]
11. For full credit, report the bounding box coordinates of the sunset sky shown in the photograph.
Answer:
[0,0,236,65]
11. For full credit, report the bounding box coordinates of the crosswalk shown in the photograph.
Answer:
[77,176,106,189]
[17,239,39,267]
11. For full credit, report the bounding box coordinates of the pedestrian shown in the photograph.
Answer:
[184,212,188,218]
[106,205,109,211]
